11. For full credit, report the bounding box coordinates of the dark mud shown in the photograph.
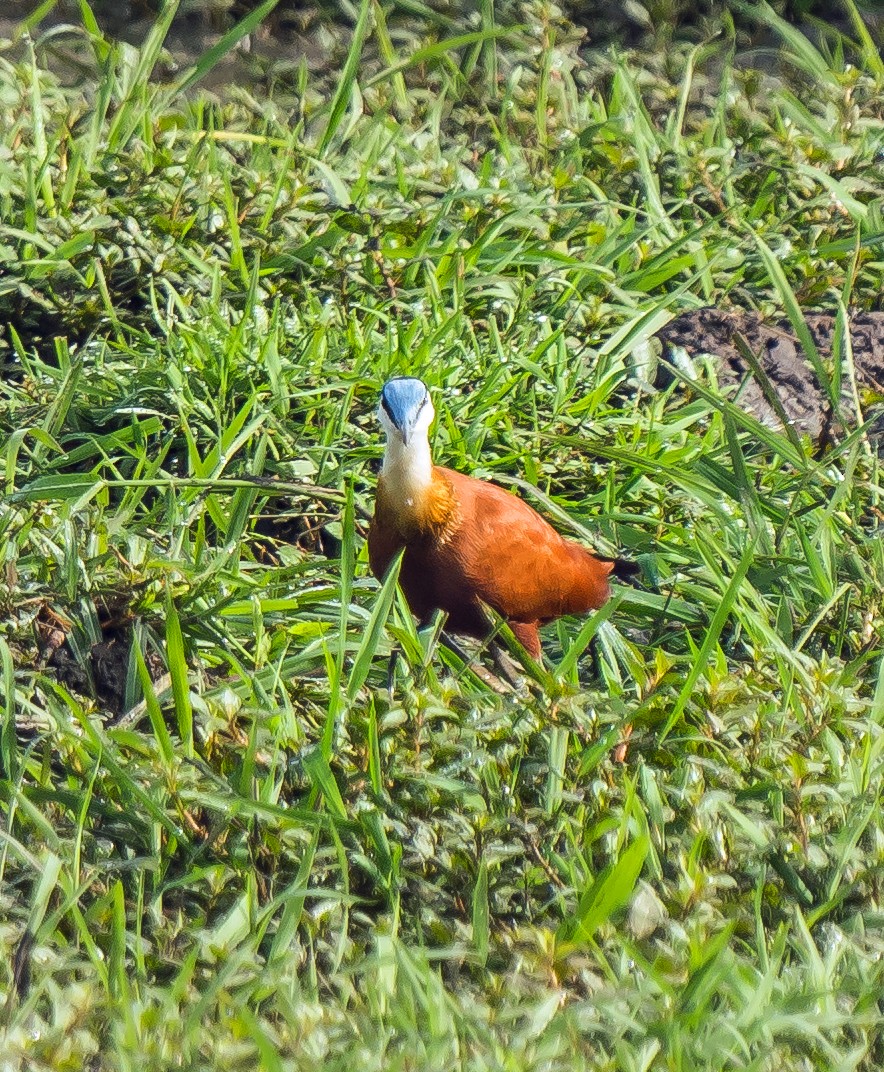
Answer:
[33,598,164,720]
[656,308,884,445]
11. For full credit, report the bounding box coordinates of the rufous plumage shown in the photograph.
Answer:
[367,377,626,660]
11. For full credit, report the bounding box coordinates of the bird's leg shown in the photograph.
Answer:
[485,621,542,690]
[507,621,542,662]
[440,631,510,695]
[489,642,525,689]
[588,634,604,681]
[386,645,400,696]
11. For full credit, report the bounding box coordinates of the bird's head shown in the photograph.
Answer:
[378,377,434,448]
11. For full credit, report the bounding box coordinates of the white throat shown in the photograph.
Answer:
[381,432,433,507]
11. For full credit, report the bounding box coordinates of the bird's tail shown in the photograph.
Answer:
[608,557,644,586]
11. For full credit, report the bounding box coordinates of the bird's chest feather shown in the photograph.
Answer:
[369,472,464,607]
[375,470,458,543]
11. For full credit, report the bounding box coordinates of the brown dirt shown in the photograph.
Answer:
[34,598,164,719]
[655,309,884,445]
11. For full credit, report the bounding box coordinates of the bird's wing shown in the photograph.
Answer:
[437,467,613,623]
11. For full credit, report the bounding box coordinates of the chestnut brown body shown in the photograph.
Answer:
[368,465,615,659]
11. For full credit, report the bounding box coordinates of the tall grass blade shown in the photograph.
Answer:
[659,537,758,741]
[106,0,179,152]
[165,591,193,758]
[133,631,174,768]
[559,835,649,945]
[750,231,836,410]
[169,0,281,98]
[317,0,372,156]
[304,748,348,821]
[0,640,17,780]
[472,857,489,966]
[346,553,402,700]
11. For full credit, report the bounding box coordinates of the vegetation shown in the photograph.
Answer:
[1,1,883,1068]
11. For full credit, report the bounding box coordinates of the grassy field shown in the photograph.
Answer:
[2,1,884,1068]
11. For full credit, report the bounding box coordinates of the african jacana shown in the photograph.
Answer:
[367,377,631,660]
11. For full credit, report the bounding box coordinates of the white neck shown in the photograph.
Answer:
[381,432,433,506]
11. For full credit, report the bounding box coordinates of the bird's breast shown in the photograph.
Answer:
[375,469,459,542]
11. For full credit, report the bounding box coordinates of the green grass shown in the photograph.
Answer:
[2,1,884,1068]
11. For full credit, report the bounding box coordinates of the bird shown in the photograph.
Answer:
[367,376,631,661]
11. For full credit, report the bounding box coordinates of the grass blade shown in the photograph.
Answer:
[304,747,347,821]
[559,835,649,945]
[346,552,402,701]
[0,640,17,780]
[165,592,193,758]
[317,0,372,156]
[472,857,490,966]
[169,0,281,98]
[659,537,758,741]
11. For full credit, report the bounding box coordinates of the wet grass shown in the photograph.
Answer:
[1,1,884,1069]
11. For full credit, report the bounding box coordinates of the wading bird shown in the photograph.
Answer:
[368,377,630,661]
